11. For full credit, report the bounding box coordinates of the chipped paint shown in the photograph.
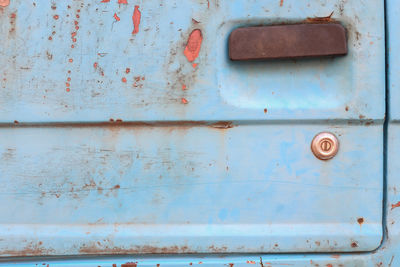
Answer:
[0,0,9,7]
[118,0,128,4]
[184,29,203,62]
[132,5,141,34]
[113,13,120,22]
[391,201,400,210]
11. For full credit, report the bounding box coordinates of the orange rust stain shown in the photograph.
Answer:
[264,108,267,114]
[182,84,187,90]
[66,88,70,92]
[181,98,188,104]
[280,0,284,6]
[68,58,73,63]
[132,5,141,34]
[53,15,59,20]
[198,262,203,264]
[184,29,203,62]
[351,242,358,248]
[357,217,364,225]
[121,263,137,267]
[48,36,53,40]
[67,77,71,81]
[210,121,234,129]
[0,0,10,7]
[326,264,333,267]
[118,0,128,3]
[391,201,400,210]
[192,63,198,68]
[114,13,120,21]
[101,0,110,2]
[207,0,210,9]
[122,77,127,83]
[305,12,335,23]
[71,44,75,48]
[76,14,80,19]
[93,62,98,69]
[246,261,256,264]
[66,82,70,87]
[126,68,130,74]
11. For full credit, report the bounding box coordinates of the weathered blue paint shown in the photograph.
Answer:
[0,0,393,266]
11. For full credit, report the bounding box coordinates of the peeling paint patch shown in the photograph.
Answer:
[184,29,203,62]
[113,13,120,21]
[118,0,128,3]
[391,201,400,210]
[132,5,141,34]
[0,0,10,7]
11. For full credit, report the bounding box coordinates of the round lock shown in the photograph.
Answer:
[311,132,339,160]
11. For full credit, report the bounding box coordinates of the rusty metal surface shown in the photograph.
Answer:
[0,0,386,261]
[229,24,347,61]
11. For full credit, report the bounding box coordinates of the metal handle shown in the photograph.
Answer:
[229,24,347,61]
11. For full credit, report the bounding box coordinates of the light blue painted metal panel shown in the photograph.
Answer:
[0,0,385,262]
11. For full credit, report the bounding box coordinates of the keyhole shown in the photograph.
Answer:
[320,140,332,152]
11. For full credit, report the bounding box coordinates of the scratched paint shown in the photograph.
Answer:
[132,5,141,34]
[184,29,203,62]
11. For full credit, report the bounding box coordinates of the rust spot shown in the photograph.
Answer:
[94,62,98,69]
[132,5,141,34]
[391,201,400,210]
[113,264,117,267]
[122,77,127,83]
[13,120,18,124]
[246,261,256,264]
[181,98,188,104]
[118,0,128,3]
[121,263,137,267]
[66,88,70,92]
[0,0,10,7]
[113,13,120,21]
[184,29,203,62]
[305,12,335,23]
[192,63,198,68]
[181,84,187,90]
[359,114,365,119]
[351,242,358,248]
[53,14,59,20]
[280,0,284,7]
[264,108,267,114]
[101,0,110,2]
[331,255,340,259]
[69,58,73,63]
[126,68,130,74]
[345,106,349,111]
[113,185,120,189]
[326,264,333,267]
[357,217,364,225]
[210,121,234,129]
[229,264,234,267]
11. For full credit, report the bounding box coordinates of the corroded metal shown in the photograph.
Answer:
[229,24,347,60]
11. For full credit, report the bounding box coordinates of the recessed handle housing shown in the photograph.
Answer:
[229,23,347,61]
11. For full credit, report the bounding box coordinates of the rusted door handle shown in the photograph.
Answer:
[229,24,347,61]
